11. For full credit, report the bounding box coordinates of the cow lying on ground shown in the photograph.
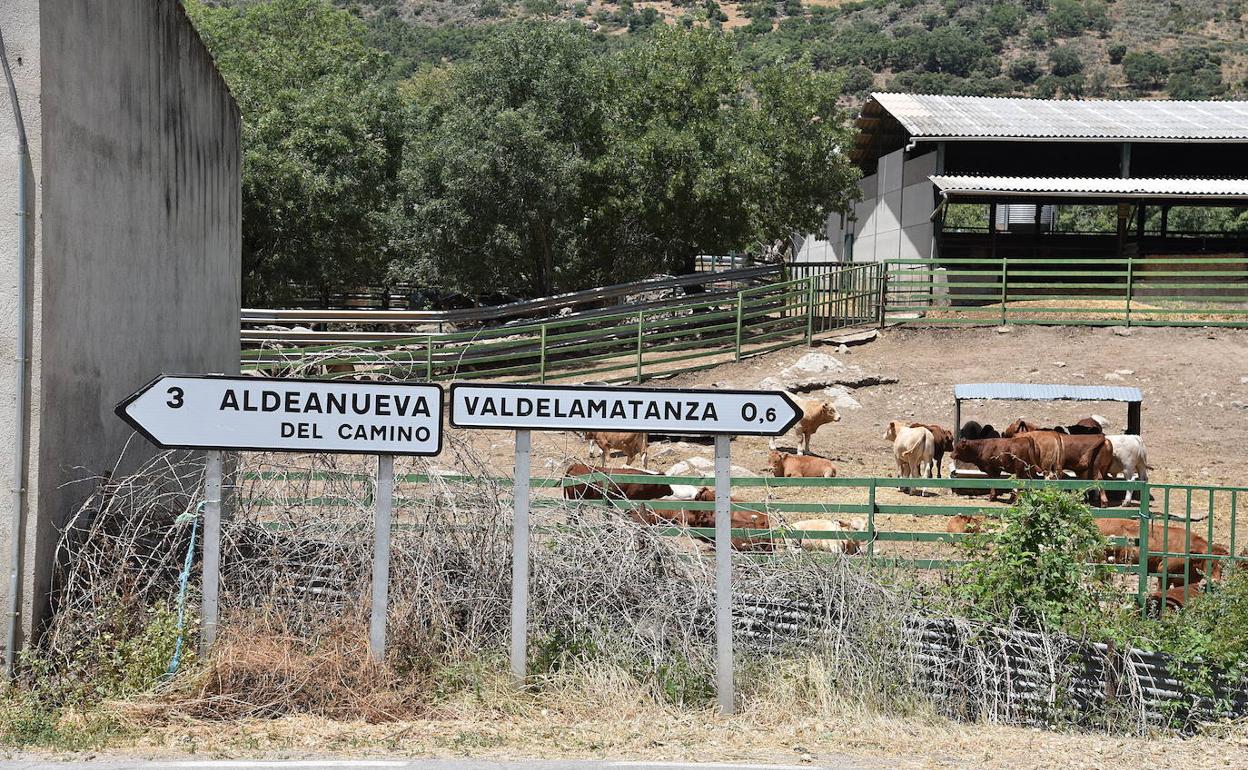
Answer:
[582,431,649,468]
[562,463,672,501]
[788,517,867,554]
[946,514,987,534]
[910,423,954,477]
[684,487,772,551]
[886,421,934,491]
[770,398,840,456]
[769,450,837,478]
[1097,519,1228,587]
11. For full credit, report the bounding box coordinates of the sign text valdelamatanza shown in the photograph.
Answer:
[459,394,719,422]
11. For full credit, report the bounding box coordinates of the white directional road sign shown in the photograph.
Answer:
[117,375,443,455]
[449,383,801,436]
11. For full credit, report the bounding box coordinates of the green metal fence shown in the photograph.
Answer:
[235,468,1246,611]
[883,255,1248,327]
[242,263,883,383]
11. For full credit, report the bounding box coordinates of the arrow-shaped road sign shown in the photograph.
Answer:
[449,383,801,436]
[116,375,444,456]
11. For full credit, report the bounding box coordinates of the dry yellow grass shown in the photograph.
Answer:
[90,661,1248,769]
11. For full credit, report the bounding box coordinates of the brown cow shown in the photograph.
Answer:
[1004,417,1105,437]
[769,450,837,478]
[912,423,954,477]
[582,431,649,468]
[562,463,673,501]
[951,437,1044,501]
[681,487,773,551]
[946,514,987,534]
[1097,520,1226,587]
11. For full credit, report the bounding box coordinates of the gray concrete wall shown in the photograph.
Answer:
[0,0,45,659]
[13,0,240,642]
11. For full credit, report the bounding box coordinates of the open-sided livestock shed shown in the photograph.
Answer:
[798,95,1248,321]
[953,383,1143,440]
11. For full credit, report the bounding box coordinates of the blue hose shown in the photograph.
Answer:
[165,502,204,678]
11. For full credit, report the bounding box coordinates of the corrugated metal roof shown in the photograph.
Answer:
[870,93,1248,140]
[931,175,1248,199]
[954,384,1143,402]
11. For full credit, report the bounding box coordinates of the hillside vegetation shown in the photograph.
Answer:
[346,0,1248,100]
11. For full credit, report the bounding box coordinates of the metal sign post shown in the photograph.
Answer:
[370,454,395,661]
[449,382,800,710]
[510,429,532,682]
[200,450,223,653]
[117,375,444,660]
[713,434,734,713]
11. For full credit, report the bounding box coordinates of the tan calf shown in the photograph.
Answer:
[769,450,837,478]
[770,398,840,455]
[583,431,649,468]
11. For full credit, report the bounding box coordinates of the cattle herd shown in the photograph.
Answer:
[561,395,1235,611]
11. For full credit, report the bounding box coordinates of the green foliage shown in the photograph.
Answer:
[1008,55,1040,82]
[0,606,181,747]
[187,0,406,305]
[1048,45,1083,76]
[1107,42,1126,64]
[953,489,1113,631]
[1122,50,1169,90]
[394,23,858,296]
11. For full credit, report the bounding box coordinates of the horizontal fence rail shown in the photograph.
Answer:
[241,264,883,384]
[884,255,1248,328]
[233,469,1246,611]
[243,265,781,344]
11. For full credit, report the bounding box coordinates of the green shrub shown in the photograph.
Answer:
[952,488,1113,632]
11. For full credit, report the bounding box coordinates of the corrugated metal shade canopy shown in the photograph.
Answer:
[931,175,1248,201]
[867,93,1248,141]
[955,383,1142,402]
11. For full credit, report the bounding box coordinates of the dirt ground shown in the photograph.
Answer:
[16,708,1248,770]
[436,324,1248,563]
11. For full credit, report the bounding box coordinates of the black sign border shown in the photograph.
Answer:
[448,382,802,437]
[115,373,446,457]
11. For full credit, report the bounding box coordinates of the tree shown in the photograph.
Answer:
[395,24,608,298]
[392,24,861,296]
[1049,45,1083,77]
[1009,56,1040,83]
[187,0,405,305]
[1122,50,1169,91]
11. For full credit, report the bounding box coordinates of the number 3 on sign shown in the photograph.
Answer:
[166,386,185,409]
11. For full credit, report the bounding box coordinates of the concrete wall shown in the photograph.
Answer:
[1,0,240,647]
[814,148,938,264]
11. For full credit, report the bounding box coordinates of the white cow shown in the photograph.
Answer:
[789,517,868,554]
[885,421,935,492]
[1107,434,1149,504]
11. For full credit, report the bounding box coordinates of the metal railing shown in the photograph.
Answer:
[235,469,1246,612]
[883,255,1248,328]
[241,264,883,384]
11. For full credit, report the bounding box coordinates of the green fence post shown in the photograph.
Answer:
[866,480,877,563]
[1136,489,1151,612]
[876,264,887,328]
[635,307,644,384]
[734,291,744,362]
[539,324,547,384]
[805,278,815,345]
[425,336,434,381]
[1125,254,1134,328]
[1000,256,1008,326]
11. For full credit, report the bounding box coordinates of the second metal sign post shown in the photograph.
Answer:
[450,383,801,714]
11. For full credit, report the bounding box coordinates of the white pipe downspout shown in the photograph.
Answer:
[0,28,31,680]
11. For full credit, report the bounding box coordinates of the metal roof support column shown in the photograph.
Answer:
[1119,142,1131,177]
